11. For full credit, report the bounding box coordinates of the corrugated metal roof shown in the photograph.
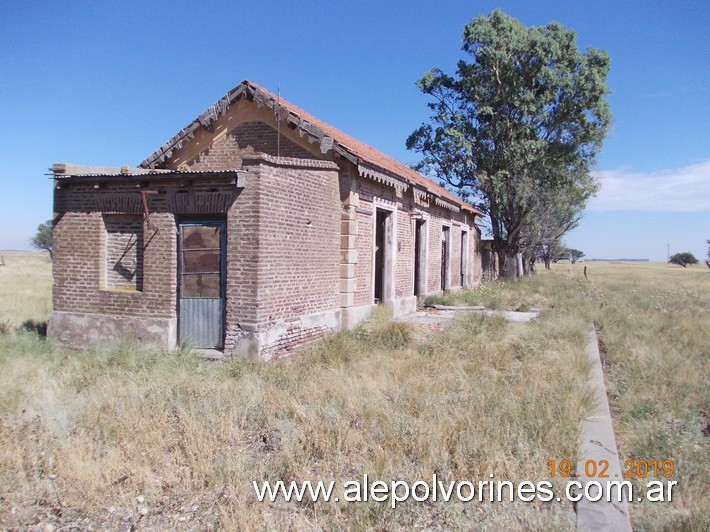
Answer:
[53,169,241,179]
[140,80,481,215]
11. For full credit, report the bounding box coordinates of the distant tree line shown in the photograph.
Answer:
[553,248,585,264]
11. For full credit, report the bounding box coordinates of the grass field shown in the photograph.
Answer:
[0,253,707,529]
[0,252,52,329]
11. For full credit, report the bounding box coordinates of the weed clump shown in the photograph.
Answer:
[358,320,413,349]
[425,280,549,311]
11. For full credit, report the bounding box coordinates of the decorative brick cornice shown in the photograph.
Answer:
[240,153,339,170]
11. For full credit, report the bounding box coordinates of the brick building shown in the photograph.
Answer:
[48,80,483,359]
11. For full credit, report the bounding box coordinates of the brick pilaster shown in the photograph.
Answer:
[340,179,358,309]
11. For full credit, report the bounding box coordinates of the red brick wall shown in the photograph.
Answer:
[395,209,414,298]
[354,210,373,306]
[451,223,462,288]
[427,215,443,293]
[176,120,340,356]
[246,155,340,323]
[224,171,260,348]
[53,181,251,322]
[425,209,472,293]
[51,102,481,356]
[104,214,143,290]
[353,175,474,302]
[52,211,105,315]
[354,178,398,304]
[260,324,334,360]
[187,121,319,170]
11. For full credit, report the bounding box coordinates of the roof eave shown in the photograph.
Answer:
[137,79,481,215]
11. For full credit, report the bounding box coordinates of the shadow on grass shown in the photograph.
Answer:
[21,320,47,337]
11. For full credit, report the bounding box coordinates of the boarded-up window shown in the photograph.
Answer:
[104,215,143,290]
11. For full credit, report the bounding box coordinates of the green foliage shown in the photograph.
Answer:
[425,279,549,311]
[521,181,592,270]
[408,9,611,277]
[538,239,564,269]
[31,219,53,257]
[565,248,585,263]
[669,252,698,267]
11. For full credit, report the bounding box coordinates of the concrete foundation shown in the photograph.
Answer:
[385,295,418,318]
[230,308,342,360]
[341,303,376,329]
[47,311,177,350]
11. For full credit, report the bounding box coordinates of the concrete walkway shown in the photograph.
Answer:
[395,306,540,328]
[576,327,632,531]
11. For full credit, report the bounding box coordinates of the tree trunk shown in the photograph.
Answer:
[528,257,536,275]
[497,250,519,278]
[543,257,551,270]
[516,253,525,277]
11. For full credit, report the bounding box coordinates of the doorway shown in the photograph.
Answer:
[413,219,426,297]
[374,209,392,303]
[460,230,468,287]
[177,220,226,349]
[441,226,450,291]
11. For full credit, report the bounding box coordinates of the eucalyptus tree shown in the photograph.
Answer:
[407,9,611,277]
[521,169,597,272]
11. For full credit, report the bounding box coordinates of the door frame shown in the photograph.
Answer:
[176,217,227,349]
[460,228,469,288]
[412,213,429,298]
[371,198,397,303]
[441,223,451,292]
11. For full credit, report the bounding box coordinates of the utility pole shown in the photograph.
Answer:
[667,244,670,262]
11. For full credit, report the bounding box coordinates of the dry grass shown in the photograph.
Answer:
[0,253,594,530]
[416,261,709,529]
[1,255,705,529]
[0,251,52,330]
[424,280,550,312]
[563,262,709,530]
[497,261,708,530]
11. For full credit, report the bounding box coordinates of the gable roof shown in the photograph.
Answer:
[140,80,479,215]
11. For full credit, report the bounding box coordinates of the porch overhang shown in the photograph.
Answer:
[50,164,246,188]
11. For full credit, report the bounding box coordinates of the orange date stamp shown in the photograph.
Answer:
[548,459,674,479]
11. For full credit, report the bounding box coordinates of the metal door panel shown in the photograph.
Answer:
[179,297,223,347]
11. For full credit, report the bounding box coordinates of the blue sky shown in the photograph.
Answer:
[1,0,708,261]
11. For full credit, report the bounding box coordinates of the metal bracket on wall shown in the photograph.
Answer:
[140,190,159,232]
